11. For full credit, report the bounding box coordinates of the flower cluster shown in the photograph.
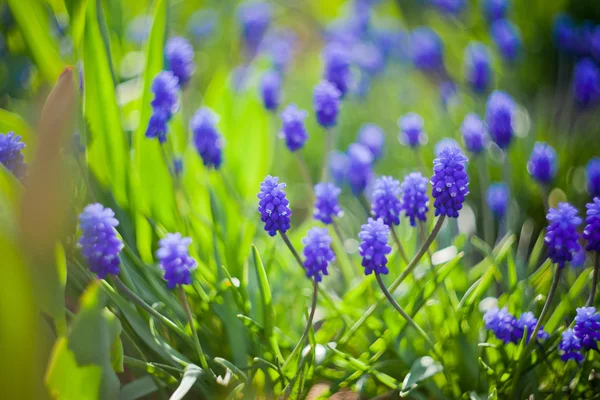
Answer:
[260,70,281,112]
[491,19,521,62]
[573,58,600,107]
[301,227,335,282]
[358,218,392,275]
[323,42,352,97]
[190,107,224,169]
[279,104,308,152]
[573,307,600,350]
[484,307,548,344]
[411,27,444,71]
[527,142,558,184]
[559,329,584,362]
[0,131,26,180]
[486,182,510,218]
[146,71,180,142]
[313,80,341,128]
[399,113,425,148]
[401,172,429,226]
[461,113,488,154]
[157,233,197,289]
[313,182,342,225]
[357,124,385,161]
[583,198,600,252]
[237,1,271,54]
[485,91,515,149]
[347,143,374,195]
[371,176,402,227]
[545,203,582,267]
[257,176,292,236]
[165,36,195,87]
[482,0,510,22]
[431,147,469,218]
[464,42,492,93]
[587,158,600,197]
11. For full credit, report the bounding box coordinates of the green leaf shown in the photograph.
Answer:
[0,109,36,158]
[64,0,88,51]
[400,356,444,396]
[170,364,204,400]
[6,0,65,82]
[225,383,245,400]
[118,376,162,400]
[545,268,592,332]
[214,357,249,381]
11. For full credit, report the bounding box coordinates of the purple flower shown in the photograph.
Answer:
[411,27,444,71]
[484,307,516,343]
[165,36,195,87]
[257,176,292,236]
[485,90,515,149]
[553,14,578,55]
[0,131,26,180]
[399,112,425,148]
[440,80,458,108]
[559,329,584,362]
[512,312,549,343]
[347,143,374,195]
[401,172,429,226]
[461,113,488,154]
[237,1,271,54]
[78,204,123,279]
[262,28,296,72]
[146,71,179,143]
[431,0,465,15]
[260,70,281,112]
[157,233,197,289]
[314,80,341,128]
[434,138,461,157]
[584,198,600,252]
[573,58,600,107]
[486,182,509,218]
[358,218,392,275]
[374,27,410,63]
[371,176,402,227]
[545,203,582,268]
[571,248,587,268]
[482,0,510,22]
[279,104,308,152]
[491,19,521,62]
[190,107,223,169]
[431,147,469,218]
[573,307,600,350]
[302,227,335,282]
[527,142,557,184]
[187,9,217,41]
[313,182,342,224]
[329,150,350,185]
[586,158,600,197]
[353,41,384,77]
[357,124,385,160]
[464,42,492,93]
[323,42,353,97]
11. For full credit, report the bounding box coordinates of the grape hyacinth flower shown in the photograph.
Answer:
[553,14,578,55]
[313,182,342,225]
[257,176,292,236]
[78,204,123,279]
[573,58,600,107]
[431,0,465,15]
[464,42,492,93]
[313,80,341,128]
[347,143,374,195]
[431,147,469,218]
[484,307,516,343]
[329,150,350,185]
[357,124,385,161]
[584,198,600,252]
[482,0,510,22]
[165,36,195,87]
[0,131,26,180]
[559,329,584,362]
[527,142,558,184]
[485,91,515,149]
[279,104,308,152]
[260,70,281,112]
[486,182,509,218]
[323,42,352,97]
[301,227,335,282]
[491,19,521,62]
[146,71,180,143]
[587,158,600,198]
[434,138,461,157]
[461,113,488,154]
[545,203,582,268]
[512,312,549,343]
[371,176,402,227]
[573,307,600,350]
[399,113,425,148]
[353,41,385,78]
[571,248,587,268]
[440,80,458,108]
[401,172,429,226]
[157,233,197,289]
[411,27,444,71]
[237,1,271,54]
[190,107,224,169]
[187,9,217,41]
[358,218,392,275]
[262,29,296,72]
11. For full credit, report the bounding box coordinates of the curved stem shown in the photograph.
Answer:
[359,194,372,217]
[331,219,356,285]
[391,227,409,265]
[295,152,314,198]
[282,279,319,371]
[280,231,303,268]
[477,155,494,246]
[539,183,549,213]
[588,252,599,307]
[419,222,437,284]
[178,286,210,373]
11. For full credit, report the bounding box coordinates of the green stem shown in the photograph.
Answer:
[539,183,549,213]
[588,252,599,307]
[419,222,437,284]
[477,155,494,246]
[321,127,333,182]
[359,194,372,217]
[295,152,314,197]
[391,227,409,265]
[280,231,303,267]
[331,219,356,286]
[178,286,210,373]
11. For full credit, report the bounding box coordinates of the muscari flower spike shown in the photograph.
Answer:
[573,306,600,350]
[410,27,444,71]
[347,143,374,195]
[482,0,510,22]
[485,90,515,150]
[399,112,425,148]
[0,131,26,180]
[461,113,488,154]
[313,182,342,225]
[357,123,385,161]
[279,104,308,152]
[584,198,600,252]
[237,1,271,54]
[487,182,510,219]
[491,19,521,62]
[434,138,461,157]
[545,203,582,268]
[262,28,296,72]
[157,233,197,289]
[553,13,578,55]
[401,172,429,227]
[302,227,335,282]
[358,218,392,275]
[513,312,549,343]
[431,147,469,218]
[587,158,600,198]
[559,329,584,362]
[78,203,123,279]
[484,307,516,343]
[329,150,350,185]
[257,175,292,237]
[165,36,195,87]
[260,70,281,112]
[314,80,341,128]
[371,176,402,227]
[323,42,353,97]
[527,142,558,184]
[464,42,492,93]
[190,107,224,169]
[440,80,458,108]
[146,71,180,143]
[573,58,600,107]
